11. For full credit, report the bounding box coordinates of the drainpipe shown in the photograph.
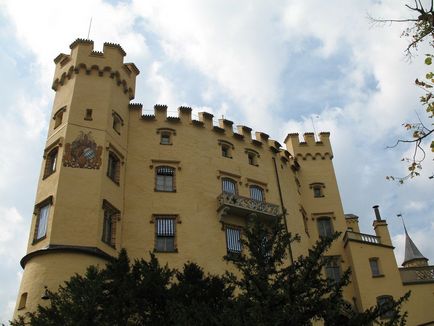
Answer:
[272,156,294,263]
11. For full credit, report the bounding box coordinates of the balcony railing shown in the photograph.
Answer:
[217,192,280,220]
[344,231,380,245]
[399,266,434,284]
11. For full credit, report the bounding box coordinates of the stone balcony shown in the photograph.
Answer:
[217,192,280,220]
[399,266,434,285]
[343,231,381,245]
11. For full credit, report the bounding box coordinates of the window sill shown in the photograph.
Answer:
[101,241,116,249]
[160,143,173,145]
[153,248,178,253]
[154,189,176,193]
[372,274,385,278]
[42,171,56,180]
[32,235,47,245]
[107,176,120,186]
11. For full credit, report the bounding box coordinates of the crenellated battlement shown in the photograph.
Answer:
[52,39,140,99]
[284,132,333,160]
[135,104,299,158]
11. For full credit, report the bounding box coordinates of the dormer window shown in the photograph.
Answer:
[53,107,66,129]
[112,111,123,134]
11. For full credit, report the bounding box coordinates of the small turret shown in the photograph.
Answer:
[400,215,428,267]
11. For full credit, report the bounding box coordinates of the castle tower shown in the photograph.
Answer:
[14,39,139,317]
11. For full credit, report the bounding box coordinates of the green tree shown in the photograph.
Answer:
[370,1,434,182]
[10,218,409,326]
[225,217,409,326]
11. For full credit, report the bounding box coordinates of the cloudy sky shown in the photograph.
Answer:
[1,0,433,322]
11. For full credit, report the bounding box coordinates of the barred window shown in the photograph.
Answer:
[43,147,58,179]
[250,185,264,202]
[325,256,341,284]
[226,226,241,254]
[155,217,176,252]
[222,178,237,194]
[107,152,120,184]
[102,200,119,248]
[156,166,175,192]
[317,217,333,238]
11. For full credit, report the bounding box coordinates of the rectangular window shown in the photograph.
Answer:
[33,197,52,243]
[107,152,120,184]
[102,200,119,248]
[226,226,241,254]
[160,133,171,145]
[325,256,341,284]
[317,217,333,238]
[156,166,175,192]
[155,217,176,252]
[369,258,381,276]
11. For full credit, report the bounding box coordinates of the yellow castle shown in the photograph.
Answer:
[13,39,434,324]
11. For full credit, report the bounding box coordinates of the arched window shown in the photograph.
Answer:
[377,295,395,319]
[156,166,175,192]
[43,147,58,179]
[222,178,237,194]
[107,152,120,184]
[250,185,264,202]
[317,217,333,238]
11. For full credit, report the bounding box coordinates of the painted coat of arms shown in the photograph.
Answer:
[63,132,102,169]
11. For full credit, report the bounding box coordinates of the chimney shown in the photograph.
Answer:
[373,205,382,221]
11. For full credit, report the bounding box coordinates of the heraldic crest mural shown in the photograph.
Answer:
[63,131,102,169]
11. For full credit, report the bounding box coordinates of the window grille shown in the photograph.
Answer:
[226,227,241,254]
[250,185,264,202]
[222,178,236,194]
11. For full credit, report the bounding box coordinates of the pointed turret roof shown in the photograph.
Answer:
[402,219,428,266]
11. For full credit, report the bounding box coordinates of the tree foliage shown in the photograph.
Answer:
[10,217,409,326]
[370,0,434,182]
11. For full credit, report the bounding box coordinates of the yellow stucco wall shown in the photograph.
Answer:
[13,39,434,324]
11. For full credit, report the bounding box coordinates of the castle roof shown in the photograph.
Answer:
[402,224,428,266]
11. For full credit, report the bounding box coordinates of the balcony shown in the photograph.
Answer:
[343,231,380,245]
[399,266,434,285]
[217,192,280,220]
